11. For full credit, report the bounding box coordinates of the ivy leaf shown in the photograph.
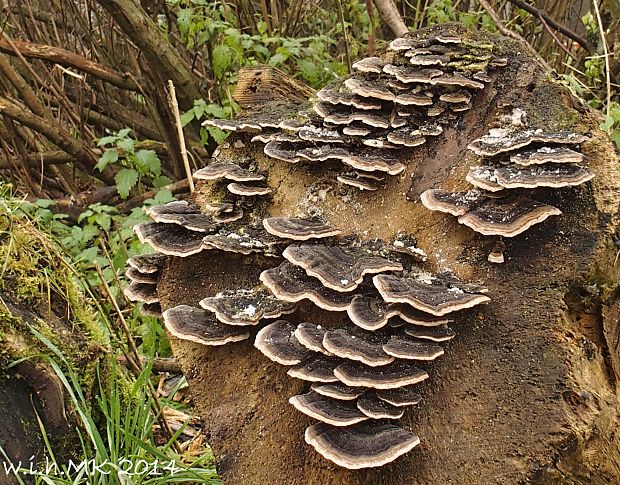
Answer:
[96,150,119,172]
[134,149,161,176]
[212,44,231,78]
[115,168,139,199]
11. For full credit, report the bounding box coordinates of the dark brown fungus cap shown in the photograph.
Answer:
[382,336,445,361]
[342,125,372,136]
[389,37,420,51]
[305,421,420,469]
[213,208,244,223]
[342,152,406,175]
[430,74,485,90]
[311,382,367,400]
[352,57,386,74]
[141,302,162,318]
[298,126,345,144]
[153,213,219,233]
[334,360,429,389]
[260,262,355,310]
[264,140,301,163]
[324,112,391,129]
[344,78,395,102]
[390,236,428,261]
[282,244,403,292]
[263,217,341,241]
[145,200,197,218]
[193,161,265,182]
[124,282,158,304]
[472,71,492,83]
[464,167,505,192]
[394,93,433,106]
[509,146,585,166]
[357,391,404,420]
[134,222,205,256]
[199,288,296,325]
[127,253,167,274]
[323,329,394,367]
[491,164,594,189]
[457,197,562,237]
[294,322,332,355]
[254,320,311,365]
[420,189,483,216]
[226,182,272,196]
[467,129,589,156]
[337,174,379,191]
[434,31,462,44]
[125,266,158,284]
[289,392,368,426]
[202,230,277,255]
[347,295,450,331]
[387,130,426,147]
[376,386,423,407]
[162,305,250,346]
[287,355,342,382]
[404,324,456,342]
[373,273,490,316]
[382,64,443,84]
[439,90,472,104]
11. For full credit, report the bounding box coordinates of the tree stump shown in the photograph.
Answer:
[157,24,620,484]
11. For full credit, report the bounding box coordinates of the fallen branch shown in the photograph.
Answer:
[0,35,139,91]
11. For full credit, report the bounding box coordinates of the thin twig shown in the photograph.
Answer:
[166,80,195,193]
[337,0,352,74]
[592,0,611,117]
[95,264,184,455]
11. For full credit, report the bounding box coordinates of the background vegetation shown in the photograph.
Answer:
[0,0,618,483]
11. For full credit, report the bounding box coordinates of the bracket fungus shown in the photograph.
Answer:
[126,22,617,481]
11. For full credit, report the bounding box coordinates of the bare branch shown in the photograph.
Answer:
[373,0,408,38]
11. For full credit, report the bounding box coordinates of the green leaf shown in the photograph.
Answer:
[212,44,231,78]
[116,137,135,153]
[76,247,99,264]
[115,168,139,199]
[94,213,112,232]
[152,175,173,188]
[206,126,228,145]
[180,110,195,126]
[134,149,161,176]
[96,135,118,147]
[96,150,119,172]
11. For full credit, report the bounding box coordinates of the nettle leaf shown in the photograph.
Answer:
[77,247,99,264]
[212,44,231,78]
[152,175,173,188]
[180,110,195,127]
[206,126,228,145]
[97,135,119,147]
[134,150,161,176]
[116,137,135,154]
[115,168,139,199]
[96,149,119,172]
[600,115,614,132]
[95,213,112,232]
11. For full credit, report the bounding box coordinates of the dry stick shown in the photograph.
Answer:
[366,0,376,56]
[505,0,593,53]
[593,0,612,117]
[539,15,577,62]
[337,0,352,74]
[166,81,195,193]
[373,0,408,38]
[477,0,552,74]
[95,264,184,455]
[117,355,182,374]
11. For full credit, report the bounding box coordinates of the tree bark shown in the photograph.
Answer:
[373,0,408,37]
[157,25,620,484]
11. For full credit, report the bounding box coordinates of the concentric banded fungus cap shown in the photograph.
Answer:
[457,197,562,237]
[394,93,433,106]
[146,200,198,218]
[352,57,385,73]
[334,361,429,389]
[357,391,404,419]
[509,146,585,166]
[467,129,589,156]
[404,324,456,342]
[264,140,301,163]
[347,295,450,330]
[162,305,250,345]
[390,236,428,261]
[344,78,395,101]
[488,240,506,264]
[311,382,367,400]
[227,182,272,196]
[337,151,405,175]
[213,208,244,223]
[193,161,265,182]
[376,386,423,407]
[488,164,594,189]
[337,174,380,191]
[282,244,403,292]
[124,282,158,304]
[263,217,341,240]
[430,74,485,90]
[200,288,296,325]
[126,266,158,284]
[383,65,443,84]
[261,262,355,311]
[152,213,219,233]
[287,355,342,382]
[387,130,426,147]
[439,90,472,104]
[294,322,332,355]
[323,329,394,367]
[305,421,420,469]
[201,119,262,132]
[134,222,205,256]
[127,253,167,274]
[254,320,311,365]
[289,392,368,426]
[383,336,445,360]
[141,302,162,318]
[373,274,490,316]
[203,228,278,255]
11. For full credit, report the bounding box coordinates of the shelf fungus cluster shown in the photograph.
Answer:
[203,28,509,189]
[420,127,593,262]
[124,253,166,317]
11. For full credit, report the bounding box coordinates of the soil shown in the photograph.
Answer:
[159,24,620,484]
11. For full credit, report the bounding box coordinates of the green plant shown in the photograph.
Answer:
[96,129,172,199]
